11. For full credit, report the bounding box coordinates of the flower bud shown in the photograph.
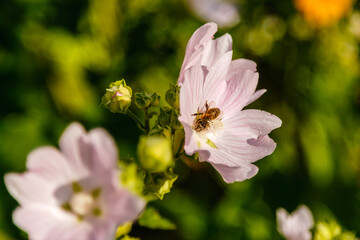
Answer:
[150,92,161,106]
[165,83,180,109]
[101,79,132,114]
[158,106,183,130]
[135,91,152,109]
[137,136,173,173]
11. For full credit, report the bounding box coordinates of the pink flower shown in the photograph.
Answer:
[186,0,240,28]
[276,205,314,240]
[5,123,145,240]
[178,22,282,183]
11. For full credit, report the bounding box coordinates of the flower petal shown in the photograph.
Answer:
[276,205,314,240]
[186,0,240,28]
[108,189,145,225]
[26,146,74,184]
[219,70,260,116]
[245,89,267,106]
[222,109,282,136]
[210,162,258,183]
[13,206,86,240]
[226,58,257,80]
[201,33,232,69]
[87,128,118,177]
[178,22,217,84]
[59,123,91,178]
[202,50,232,105]
[179,59,205,119]
[178,116,199,155]
[210,134,277,165]
[5,172,61,206]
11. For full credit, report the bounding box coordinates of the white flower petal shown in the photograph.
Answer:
[13,206,84,240]
[59,122,91,178]
[202,50,233,105]
[219,70,260,116]
[26,146,74,184]
[201,33,232,68]
[178,116,199,155]
[178,22,217,84]
[245,89,267,106]
[5,172,62,206]
[180,59,206,118]
[210,162,258,183]
[87,128,118,177]
[223,109,282,136]
[276,205,314,240]
[226,58,257,80]
[211,134,277,164]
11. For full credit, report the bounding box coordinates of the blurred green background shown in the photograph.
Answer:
[1,0,360,239]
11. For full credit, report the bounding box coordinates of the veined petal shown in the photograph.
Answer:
[178,116,199,155]
[178,22,217,84]
[201,33,232,68]
[211,134,277,164]
[219,70,259,116]
[226,58,257,80]
[202,50,232,105]
[180,59,205,118]
[222,109,282,136]
[245,89,267,106]
[210,162,258,183]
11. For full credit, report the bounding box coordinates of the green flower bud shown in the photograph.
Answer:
[101,79,132,114]
[158,106,183,130]
[135,91,152,109]
[315,221,340,240]
[150,92,161,106]
[165,83,180,109]
[137,135,173,173]
[143,170,178,200]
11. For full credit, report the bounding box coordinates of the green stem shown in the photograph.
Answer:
[144,107,150,134]
[173,130,185,159]
[126,110,146,132]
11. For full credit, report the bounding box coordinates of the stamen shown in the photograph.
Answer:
[69,192,95,216]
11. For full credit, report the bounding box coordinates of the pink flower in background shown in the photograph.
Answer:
[5,123,145,240]
[276,205,314,240]
[186,0,240,28]
[178,22,282,183]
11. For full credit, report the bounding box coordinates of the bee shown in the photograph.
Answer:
[192,101,221,132]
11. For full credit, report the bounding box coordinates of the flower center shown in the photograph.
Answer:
[191,102,224,149]
[192,101,222,132]
[69,192,95,216]
[61,183,102,219]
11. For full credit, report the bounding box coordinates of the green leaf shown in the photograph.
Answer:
[143,169,178,200]
[138,207,176,230]
[115,222,133,239]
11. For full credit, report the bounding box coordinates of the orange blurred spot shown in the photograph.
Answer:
[294,0,353,28]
